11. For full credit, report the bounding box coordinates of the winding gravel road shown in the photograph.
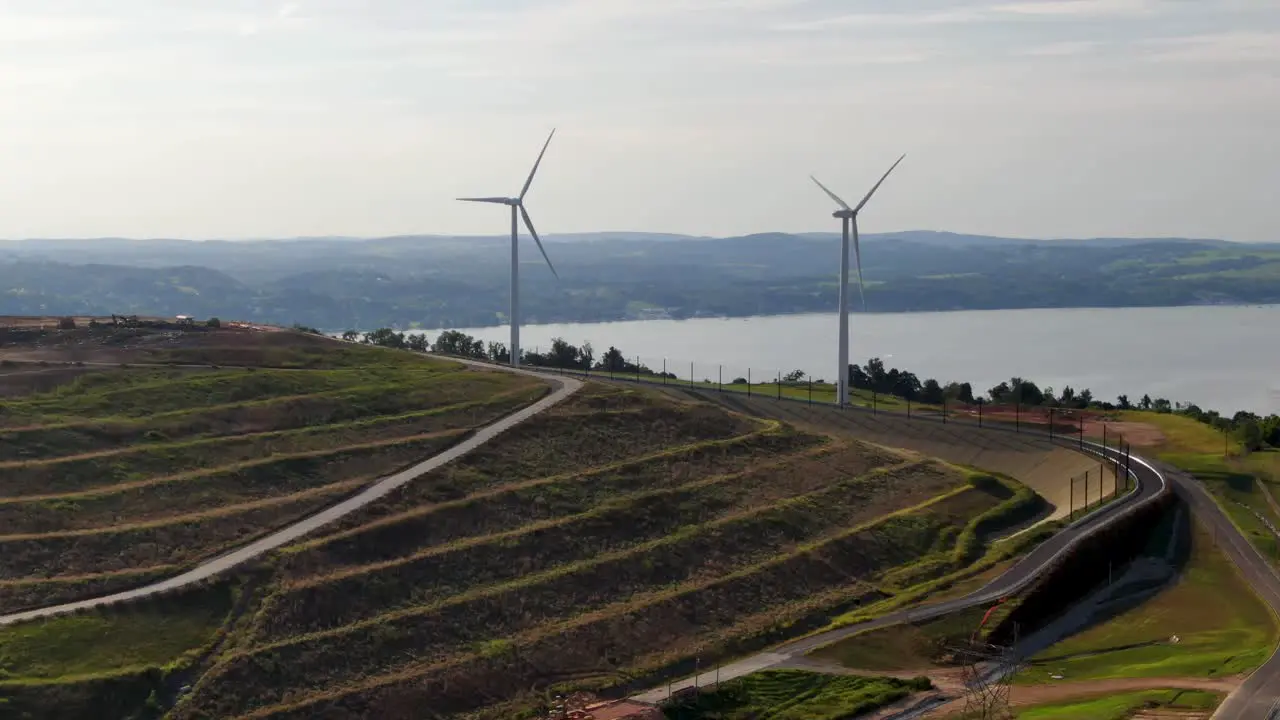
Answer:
[0,360,581,627]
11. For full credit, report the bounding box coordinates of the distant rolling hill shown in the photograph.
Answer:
[2,231,1277,330]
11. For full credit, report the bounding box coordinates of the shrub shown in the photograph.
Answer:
[207,317,221,328]
[58,316,76,330]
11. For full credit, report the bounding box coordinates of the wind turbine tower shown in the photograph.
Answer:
[457,129,560,367]
[810,154,906,406]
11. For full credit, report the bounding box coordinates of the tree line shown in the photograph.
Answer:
[347,328,1280,452]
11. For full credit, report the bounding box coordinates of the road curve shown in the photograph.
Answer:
[0,359,581,627]
[630,442,1168,705]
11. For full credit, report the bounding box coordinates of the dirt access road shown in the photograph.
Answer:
[0,357,582,626]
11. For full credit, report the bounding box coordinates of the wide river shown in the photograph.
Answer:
[443,305,1280,416]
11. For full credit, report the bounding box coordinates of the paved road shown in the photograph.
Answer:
[630,442,1168,705]
[0,360,581,627]
[1169,462,1280,720]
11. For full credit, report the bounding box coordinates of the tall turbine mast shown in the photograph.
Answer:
[810,154,906,406]
[457,129,560,367]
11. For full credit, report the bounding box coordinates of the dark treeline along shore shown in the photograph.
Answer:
[346,326,1280,452]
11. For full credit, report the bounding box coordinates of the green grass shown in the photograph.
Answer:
[809,606,989,671]
[1020,517,1278,683]
[661,669,930,720]
[0,585,232,682]
[1015,689,1221,719]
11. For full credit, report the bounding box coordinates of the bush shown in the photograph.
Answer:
[58,316,76,330]
[207,317,221,328]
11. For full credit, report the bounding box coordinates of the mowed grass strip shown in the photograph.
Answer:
[0,482,361,580]
[252,436,871,640]
[0,432,471,535]
[0,383,546,500]
[1019,517,1279,683]
[0,370,540,462]
[660,669,930,720]
[182,463,983,718]
[0,584,234,683]
[312,386,763,533]
[187,481,1003,720]
[281,426,841,575]
[1015,689,1222,720]
[0,566,178,616]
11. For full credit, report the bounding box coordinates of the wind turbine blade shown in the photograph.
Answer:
[520,205,559,279]
[852,218,866,311]
[854,154,906,213]
[457,197,512,204]
[809,175,851,210]
[519,129,556,201]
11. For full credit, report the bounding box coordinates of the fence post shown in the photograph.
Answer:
[747,368,751,397]
[1079,417,1084,449]
[873,391,877,415]
[1084,470,1090,510]
[690,361,694,389]
[1015,402,1021,433]
[777,371,781,400]
[662,358,667,385]
[1069,476,1074,519]
[808,376,813,405]
[907,396,911,418]
[1049,408,1055,440]
[976,400,980,427]
[718,365,722,392]
[636,356,641,383]
[943,396,948,424]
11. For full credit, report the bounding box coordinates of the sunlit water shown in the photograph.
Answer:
[438,305,1280,416]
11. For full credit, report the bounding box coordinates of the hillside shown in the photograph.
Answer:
[0,321,546,613]
[0,325,1055,720]
[2,233,1279,330]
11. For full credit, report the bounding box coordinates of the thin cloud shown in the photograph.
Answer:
[775,0,1163,31]
[989,0,1157,17]
[1138,31,1280,63]
[1019,40,1102,56]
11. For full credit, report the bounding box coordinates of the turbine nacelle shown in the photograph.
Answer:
[832,209,856,220]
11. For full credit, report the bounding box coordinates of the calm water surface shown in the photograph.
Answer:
[447,305,1280,416]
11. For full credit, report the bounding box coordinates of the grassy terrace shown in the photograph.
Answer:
[0,328,546,612]
[661,669,932,719]
[148,384,1049,720]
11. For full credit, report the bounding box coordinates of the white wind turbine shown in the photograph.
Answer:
[810,154,906,406]
[457,129,560,367]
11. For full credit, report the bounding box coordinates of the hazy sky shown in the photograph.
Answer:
[2,0,1278,241]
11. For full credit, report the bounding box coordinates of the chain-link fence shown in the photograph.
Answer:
[525,352,1140,506]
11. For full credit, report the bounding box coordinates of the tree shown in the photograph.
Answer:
[405,333,429,352]
[1116,394,1132,410]
[1152,397,1173,413]
[364,327,406,349]
[921,378,945,405]
[57,316,76,330]
[783,369,806,383]
[487,341,510,364]
[1140,394,1153,410]
[546,337,581,369]
[580,341,594,370]
[597,346,627,372]
[988,381,1011,403]
[341,330,359,342]
[1235,420,1264,453]
[1077,388,1094,407]
[206,317,221,328]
